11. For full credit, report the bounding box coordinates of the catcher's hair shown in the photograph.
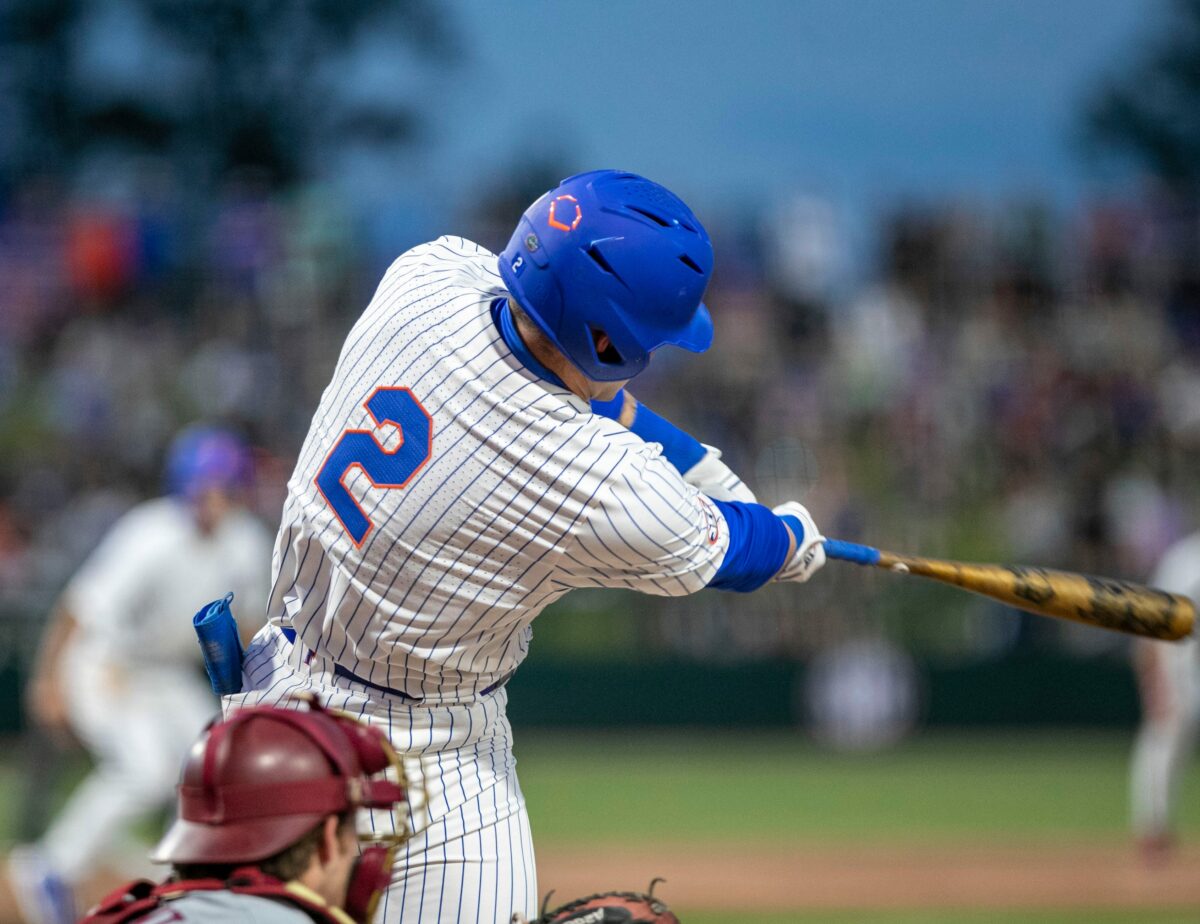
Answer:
[172,811,354,884]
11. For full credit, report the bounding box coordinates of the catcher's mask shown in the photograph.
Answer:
[151,696,409,924]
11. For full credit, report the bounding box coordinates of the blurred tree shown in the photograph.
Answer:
[1083,0,1200,192]
[0,0,455,190]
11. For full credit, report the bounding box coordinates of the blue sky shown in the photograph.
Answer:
[417,0,1154,216]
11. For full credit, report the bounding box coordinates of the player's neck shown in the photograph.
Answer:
[512,311,594,402]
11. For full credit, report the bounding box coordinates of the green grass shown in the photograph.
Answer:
[516,730,1200,843]
[0,760,18,842]
[7,730,1199,846]
[5,730,1199,921]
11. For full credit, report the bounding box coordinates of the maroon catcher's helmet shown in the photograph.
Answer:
[151,697,406,865]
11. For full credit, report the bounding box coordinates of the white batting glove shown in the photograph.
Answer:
[684,444,757,503]
[773,501,826,583]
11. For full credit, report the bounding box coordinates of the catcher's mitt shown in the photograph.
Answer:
[534,879,679,923]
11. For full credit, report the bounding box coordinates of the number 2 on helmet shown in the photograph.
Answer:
[314,387,433,546]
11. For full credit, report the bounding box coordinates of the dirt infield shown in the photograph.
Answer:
[536,841,1200,911]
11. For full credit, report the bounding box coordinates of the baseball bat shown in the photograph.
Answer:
[822,539,1195,641]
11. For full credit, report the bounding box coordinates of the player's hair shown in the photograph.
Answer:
[507,299,546,345]
[171,811,354,884]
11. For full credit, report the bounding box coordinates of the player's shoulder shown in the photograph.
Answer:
[361,236,502,323]
[386,235,499,284]
[161,889,316,924]
[571,415,688,497]
[78,498,190,566]
[1153,531,1200,589]
[1161,531,1200,562]
[109,496,190,536]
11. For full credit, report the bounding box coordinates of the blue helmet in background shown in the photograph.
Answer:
[498,170,714,382]
[165,425,253,500]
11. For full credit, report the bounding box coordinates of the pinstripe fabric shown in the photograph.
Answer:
[227,628,534,923]
[231,237,731,923]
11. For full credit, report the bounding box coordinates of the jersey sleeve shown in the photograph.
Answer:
[590,390,707,474]
[62,507,155,635]
[558,444,730,597]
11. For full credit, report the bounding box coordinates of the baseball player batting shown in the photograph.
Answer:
[226,170,825,923]
[5,426,274,924]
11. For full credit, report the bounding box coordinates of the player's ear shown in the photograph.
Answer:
[317,814,342,864]
[591,329,621,365]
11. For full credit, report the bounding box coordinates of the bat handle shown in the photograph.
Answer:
[822,538,881,566]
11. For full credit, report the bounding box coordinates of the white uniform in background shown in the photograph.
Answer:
[1130,531,1200,854]
[35,497,272,883]
[229,237,732,923]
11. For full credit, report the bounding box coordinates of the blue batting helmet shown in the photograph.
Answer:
[498,170,714,382]
[165,425,253,500]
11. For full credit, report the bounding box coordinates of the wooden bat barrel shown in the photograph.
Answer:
[823,539,1195,641]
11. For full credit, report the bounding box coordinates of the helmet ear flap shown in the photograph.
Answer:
[581,308,649,380]
[337,717,392,775]
[325,709,408,811]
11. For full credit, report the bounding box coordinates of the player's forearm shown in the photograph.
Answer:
[30,603,79,683]
[706,500,824,592]
[26,604,80,731]
[706,500,792,592]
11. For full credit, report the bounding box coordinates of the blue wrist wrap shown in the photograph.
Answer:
[708,500,791,593]
[590,390,707,474]
[778,514,805,543]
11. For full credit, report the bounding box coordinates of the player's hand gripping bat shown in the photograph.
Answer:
[822,539,1195,641]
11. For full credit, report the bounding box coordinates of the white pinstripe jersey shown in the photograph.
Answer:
[268,236,729,705]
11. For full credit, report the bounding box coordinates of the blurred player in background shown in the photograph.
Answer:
[228,169,826,923]
[1130,530,1200,863]
[4,425,274,924]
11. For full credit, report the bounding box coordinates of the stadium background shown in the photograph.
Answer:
[2,0,1200,919]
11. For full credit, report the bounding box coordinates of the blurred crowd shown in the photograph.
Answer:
[0,173,369,637]
[3,172,1199,665]
[657,191,1200,663]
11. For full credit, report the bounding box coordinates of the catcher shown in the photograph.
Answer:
[78,697,408,924]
